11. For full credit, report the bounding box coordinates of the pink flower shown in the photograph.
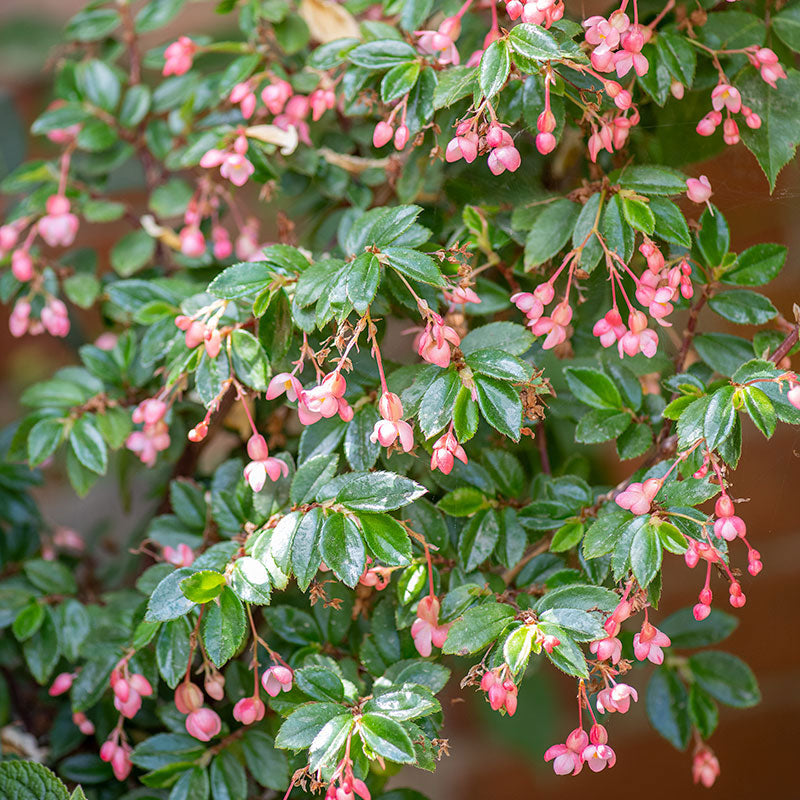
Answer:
[163,36,197,76]
[415,17,461,65]
[589,635,622,664]
[410,595,451,657]
[132,398,167,426]
[303,372,351,421]
[615,478,661,515]
[480,668,518,715]
[531,301,572,349]
[262,80,293,115]
[180,226,205,257]
[581,724,616,772]
[261,665,293,697]
[220,153,255,187]
[11,249,34,282]
[632,619,671,664]
[686,175,712,204]
[618,310,658,358]
[185,707,222,741]
[430,430,468,475]
[370,392,414,452]
[100,739,132,781]
[445,132,479,163]
[41,297,70,338]
[266,372,304,402]
[596,682,638,714]
[233,696,266,725]
[511,291,544,322]
[163,543,194,568]
[445,286,481,305]
[584,16,620,48]
[9,300,31,337]
[592,308,626,347]
[244,456,289,492]
[713,514,746,541]
[417,315,460,367]
[711,83,742,113]
[787,383,800,410]
[693,744,720,787]
[174,682,204,714]
[544,727,588,776]
[38,195,79,247]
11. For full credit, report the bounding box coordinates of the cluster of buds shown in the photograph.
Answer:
[486,123,521,176]
[72,711,95,735]
[512,280,575,351]
[175,302,227,359]
[505,0,564,28]
[38,195,79,249]
[480,667,518,715]
[373,114,410,152]
[416,313,461,367]
[545,723,616,775]
[589,594,632,664]
[684,535,747,617]
[444,118,521,175]
[444,284,481,307]
[126,397,170,468]
[9,296,70,339]
[243,433,290,492]
[692,743,721,788]
[596,307,659,358]
[430,427,468,475]
[200,131,254,188]
[230,77,330,125]
[714,493,762,579]
[370,392,414,452]
[325,758,371,800]
[110,661,153,719]
[745,47,787,89]
[411,595,452,657]
[583,12,649,78]
[100,734,133,781]
[175,681,222,741]
[163,36,197,76]
[697,84,760,146]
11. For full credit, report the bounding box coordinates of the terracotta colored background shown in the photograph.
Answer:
[0,2,798,797]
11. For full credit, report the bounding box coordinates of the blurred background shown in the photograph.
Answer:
[1,1,798,797]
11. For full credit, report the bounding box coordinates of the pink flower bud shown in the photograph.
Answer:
[175,682,204,714]
[536,132,557,154]
[233,696,266,725]
[373,121,393,148]
[394,124,410,150]
[185,707,222,741]
[686,175,712,204]
[49,672,74,696]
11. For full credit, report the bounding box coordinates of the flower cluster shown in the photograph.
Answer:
[126,397,171,467]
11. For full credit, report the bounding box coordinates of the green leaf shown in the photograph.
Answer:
[418,369,460,439]
[24,558,78,594]
[622,196,655,234]
[210,261,273,300]
[524,199,579,267]
[180,570,226,603]
[508,23,563,61]
[460,322,534,356]
[170,768,209,800]
[694,333,752,376]
[739,67,800,191]
[23,608,60,684]
[438,486,489,517]
[292,454,339,505]
[65,8,121,41]
[381,61,421,103]
[695,205,729,267]
[230,329,270,391]
[575,409,631,444]
[319,513,366,588]
[442,602,515,655]
[146,568,197,622]
[291,508,323,591]
[542,627,589,678]
[210,750,247,800]
[357,512,412,566]
[111,230,156,276]
[28,417,64,467]
[136,0,187,32]
[773,3,800,50]
[349,39,418,69]
[582,509,630,558]
[660,607,738,648]
[646,668,691,749]
[708,290,777,325]
[630,522,662,587]
[359,713,416,764]
[295,666,345,703]
[618,164,687,194]
[656,30,696,87]
[347,253,380,314]
[69,416,108,474]
[309,714,352,771]
[616,422,651,460]
[157,618,192,688]
[688,651,761,707]
[432,65,478,108]
[120,85,152,127]
[465,349,532,382]
[344,406,381,470]
[550,520,584,553]
[200,587,246,667]
[743,385,776,438]
[383,247,445,287]
[704,386,736,450]
[474,376,522,440]
[241,730,289,791]
[650,196,691,247]
[479,39,510,98]
[0,762,70,800]
[76,59,121,111]
[721,243,787,285]
[453,385,479,442]
[458,509,500,571]
[689,684,719,740]
[563,366,623,409]
[332,471,426,512]
[13,602,44,642]
[276,702,347,749]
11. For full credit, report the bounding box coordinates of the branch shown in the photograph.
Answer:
[769,323,799,364]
